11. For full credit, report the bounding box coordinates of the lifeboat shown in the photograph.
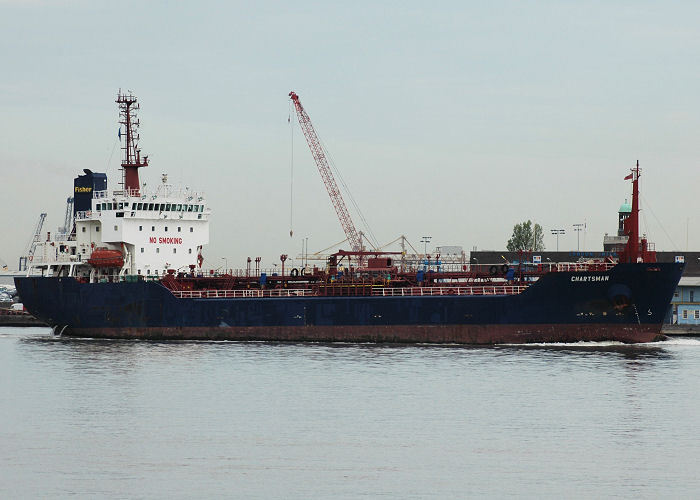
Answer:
[87,248,124,268]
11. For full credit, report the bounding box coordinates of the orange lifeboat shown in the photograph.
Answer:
[88,248,124,268]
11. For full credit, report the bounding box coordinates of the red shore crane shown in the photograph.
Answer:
[289,91,362,253]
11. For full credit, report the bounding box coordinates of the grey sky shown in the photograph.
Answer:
[1,0,699,270]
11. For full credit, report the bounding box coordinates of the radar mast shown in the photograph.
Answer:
[116,90,148,195]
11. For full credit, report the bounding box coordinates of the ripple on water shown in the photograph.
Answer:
[2,327,700,499]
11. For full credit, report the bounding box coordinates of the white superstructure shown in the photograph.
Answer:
[29,175,210,281]
[27,92,210,281]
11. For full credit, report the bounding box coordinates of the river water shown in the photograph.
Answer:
[1,327,699,499]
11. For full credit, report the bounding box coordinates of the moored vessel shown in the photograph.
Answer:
[15,94,684,344]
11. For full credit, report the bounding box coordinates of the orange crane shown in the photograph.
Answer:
[289,92,362,253]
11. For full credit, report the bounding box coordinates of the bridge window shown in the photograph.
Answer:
[166,204,171,211]
[95,226,100,232]
[683,310,688,319]
[148,203,154,211]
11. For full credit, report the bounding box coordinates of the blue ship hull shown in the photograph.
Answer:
[15,263,684,344]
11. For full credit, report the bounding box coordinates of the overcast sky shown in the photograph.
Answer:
[2,0,699,270]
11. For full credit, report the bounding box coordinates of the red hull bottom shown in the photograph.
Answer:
[59,324,665,344]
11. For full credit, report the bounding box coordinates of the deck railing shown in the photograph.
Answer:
[371,286,529,296]
[170,285,529,299]
[554,262,615,272]
[170,289,315,298]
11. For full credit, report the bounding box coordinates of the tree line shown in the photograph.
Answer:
[506,220,545,251]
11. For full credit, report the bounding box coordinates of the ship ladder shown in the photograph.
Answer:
[632,304,641,325]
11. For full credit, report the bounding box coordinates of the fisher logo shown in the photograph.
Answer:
[570,275,609,282]
[74,186,92,193]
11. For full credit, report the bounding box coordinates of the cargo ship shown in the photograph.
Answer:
[15,93,684,344]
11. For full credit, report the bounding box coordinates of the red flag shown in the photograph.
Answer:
[624,173,633,180]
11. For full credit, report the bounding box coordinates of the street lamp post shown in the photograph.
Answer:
[573,223,585,251]
[420,236,432,257]
[550,229,565,251]
[420,236,432,270]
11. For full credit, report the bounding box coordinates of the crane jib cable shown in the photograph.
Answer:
[288,91,377,252]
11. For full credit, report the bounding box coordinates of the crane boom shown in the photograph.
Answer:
[58,197,74,238]
[19,212,47,271]
[289,91,362,253]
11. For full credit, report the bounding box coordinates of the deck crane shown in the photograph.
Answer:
[18,212,47,271]
[57,197,74,238]
[289,92,363,253]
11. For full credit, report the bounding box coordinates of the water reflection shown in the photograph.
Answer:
[4,328,700,498]
[18,330,678,363]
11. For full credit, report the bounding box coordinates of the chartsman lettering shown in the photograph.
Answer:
[570,276,610,282]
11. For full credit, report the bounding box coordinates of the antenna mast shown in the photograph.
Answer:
[116,90,148,196]
[620,161,641,263]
